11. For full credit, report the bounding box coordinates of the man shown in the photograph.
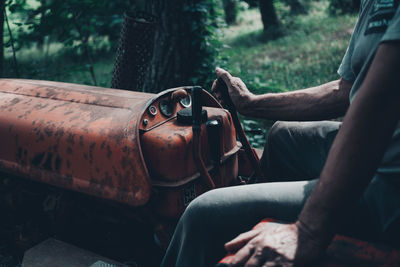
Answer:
[161,0,400,266]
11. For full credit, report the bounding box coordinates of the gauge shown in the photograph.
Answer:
[148,105,157,116]
[179,94,192,108]
[159,100,174,117]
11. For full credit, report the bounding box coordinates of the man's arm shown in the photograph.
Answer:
[214,68,353,121]
[298,41,400,245]
[226,41,400,266]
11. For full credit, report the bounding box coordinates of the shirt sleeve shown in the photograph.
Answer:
[337,1,370,82]
[337,29,357,82]
[381,4,400,42]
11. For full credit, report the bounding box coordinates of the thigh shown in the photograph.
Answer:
[261,121,341,181]
[162,181,318,267]
[183,180,318,264]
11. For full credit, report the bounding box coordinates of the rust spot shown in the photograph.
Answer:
[54,155,61,171]
[44,126,53,137]
[9,98,20,106]
[106,145,112,159]
[67,133,75,144]
[32,152,46,167]
[54,128,64,138]
[42,153,53,170]
[100,141,106,149]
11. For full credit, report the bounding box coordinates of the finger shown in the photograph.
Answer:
[211,79,218,93]
[225,229,260,253]
[246,250,285,267]
[230,242,255,267]
[262,256,293,267]
[213,90,222,102]
[244,248,268,267]
[215,67,233,85]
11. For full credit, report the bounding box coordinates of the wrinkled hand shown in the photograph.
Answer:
[225,221,324,267]
[212,67,255,115]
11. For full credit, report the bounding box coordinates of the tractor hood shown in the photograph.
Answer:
[0,79,154,206]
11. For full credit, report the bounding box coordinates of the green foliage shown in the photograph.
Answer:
[182,0,224,89]
[8,0,134,53]
[3,0,141,84]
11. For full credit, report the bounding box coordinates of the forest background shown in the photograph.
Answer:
[0,0,359,148]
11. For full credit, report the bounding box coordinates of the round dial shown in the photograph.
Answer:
[148,105,157,116]
[159,100,174,117]
[179,94,192,108]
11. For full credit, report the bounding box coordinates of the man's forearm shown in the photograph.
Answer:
[242,79,352,121]
[298,42,400,244]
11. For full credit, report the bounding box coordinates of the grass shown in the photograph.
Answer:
[4,43,115,87]
[217,1,357,94]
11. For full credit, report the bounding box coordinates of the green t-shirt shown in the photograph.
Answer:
[338,0,400,173]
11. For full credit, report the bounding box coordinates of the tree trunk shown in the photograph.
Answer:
[259,0,281,38]
[223,0,237,25]
[244,0,258,8]
[143,0,215,93]
[0,0,5,77]
[352,0,361,11]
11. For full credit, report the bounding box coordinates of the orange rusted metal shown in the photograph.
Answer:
[0,79,240,219]
[140,87,239,218]
[0,79,154,206]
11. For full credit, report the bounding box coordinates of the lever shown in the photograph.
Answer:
[192,86,203,128]
[191,86,215,189]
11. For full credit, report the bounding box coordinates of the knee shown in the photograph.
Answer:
[264,121,291,156]
[261,121,292,175]
[180,190,220,228]
[268,121,290,143]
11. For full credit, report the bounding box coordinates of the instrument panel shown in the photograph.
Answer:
[140,88,192,131]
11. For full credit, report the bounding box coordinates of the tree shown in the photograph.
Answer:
[329,0,360,14]
[243,0,258,7]
[223,0,238,25]
[1,0,4,77]
[142,0,219,93]
[284,0,307,15]
[259,0,281,38]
